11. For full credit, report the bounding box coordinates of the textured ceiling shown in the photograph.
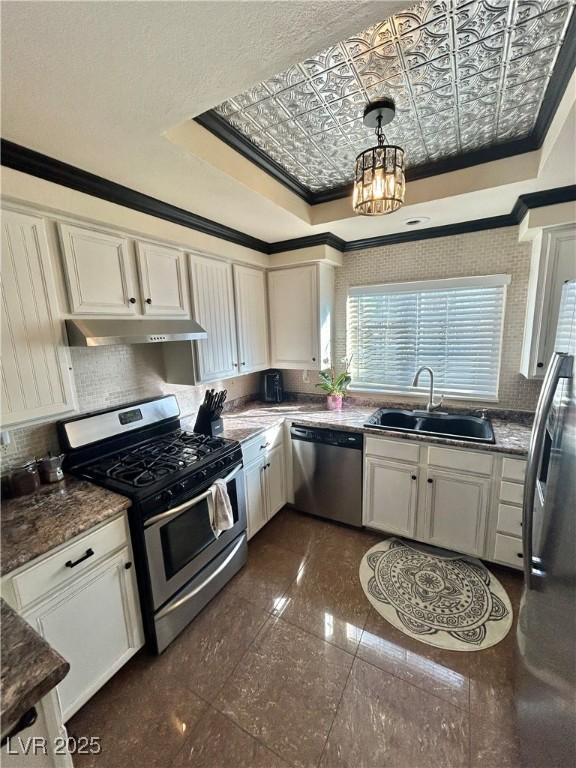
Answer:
[214,0,574,192]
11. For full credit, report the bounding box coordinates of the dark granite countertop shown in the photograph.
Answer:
[220,401,533,457]
[1,598,69,735]
[1,477,130,577]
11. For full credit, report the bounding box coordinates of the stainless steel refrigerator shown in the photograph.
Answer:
[516,279,576,767]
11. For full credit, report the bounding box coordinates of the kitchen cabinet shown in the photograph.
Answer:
[490,456,526,568]
[24,547,142,720]
[363,434,524,566]
[2,514,144,723]
[423,469,490,557]
[242,427,286,539]
[135,242,189,317]
[1,210,76,427]
[233,264,269,374]
[363,457,418,537]
[58,223,138,315]
[520,224,576,378]
[243,457,268,539]
[268,264,334,370]
[189,254,238,382]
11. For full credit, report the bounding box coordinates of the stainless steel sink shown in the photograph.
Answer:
[365,408,495,444]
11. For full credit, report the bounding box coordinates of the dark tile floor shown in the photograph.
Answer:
[68,509,524,768]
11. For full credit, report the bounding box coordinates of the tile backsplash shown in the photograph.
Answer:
[283,226,542,411]
[1,344,259,472]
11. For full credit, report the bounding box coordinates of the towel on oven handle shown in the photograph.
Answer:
[211,478,234,538]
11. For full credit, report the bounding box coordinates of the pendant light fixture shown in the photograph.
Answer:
[353,98,405,216]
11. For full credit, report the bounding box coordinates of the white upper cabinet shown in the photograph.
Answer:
[189,253,238,382]
[135,242,189,317]
[520,224,576,378]
[233,264,269,374]
[268,264,334,370]
[1,210,76,427]
[59,223,139,315]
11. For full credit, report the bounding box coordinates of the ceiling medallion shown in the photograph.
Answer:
[352,99,405,216]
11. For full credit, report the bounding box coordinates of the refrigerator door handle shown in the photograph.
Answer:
[522,352,572,589]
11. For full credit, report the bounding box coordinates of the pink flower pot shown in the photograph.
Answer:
[326,394,343,411]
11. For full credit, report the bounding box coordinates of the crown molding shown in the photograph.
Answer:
[0,139,271,254]
[1,140,574,257]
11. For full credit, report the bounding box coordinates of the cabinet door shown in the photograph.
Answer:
[269,266,319,369]
[265,442,286,519]
[424,470,490,556]
[136,242,189,317]
[24,548,143,721]
[1,210,76,427]
[244,458,267,540]
[189,254,238,382]
[363,457,418,537]
[59,224,138,315]
[233,264,269,374]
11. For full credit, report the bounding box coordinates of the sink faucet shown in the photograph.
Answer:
[411,366,444,412]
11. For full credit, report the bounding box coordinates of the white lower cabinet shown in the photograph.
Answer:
[242,428,287,539]
[363,435,526,567]
[243,456,268,539]
[363,457,418,537]
[1,513,144,733]
[23,547,143,721]
[423,469,490,557]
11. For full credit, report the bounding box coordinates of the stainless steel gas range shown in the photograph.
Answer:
[58,395,247,653]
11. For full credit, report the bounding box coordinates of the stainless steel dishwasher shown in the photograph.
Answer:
[290,425,363,527]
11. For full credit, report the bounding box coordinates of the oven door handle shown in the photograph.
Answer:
[155,535,246,620]
[144,463,242,528]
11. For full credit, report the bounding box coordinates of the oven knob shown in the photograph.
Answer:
[161,489,174,503]
[176,482,186,493]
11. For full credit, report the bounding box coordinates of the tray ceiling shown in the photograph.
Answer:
[211,0,574,194]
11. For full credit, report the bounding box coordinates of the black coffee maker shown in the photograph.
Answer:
[261,370,284,403]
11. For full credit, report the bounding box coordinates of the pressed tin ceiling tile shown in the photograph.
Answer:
[212,0,575,193]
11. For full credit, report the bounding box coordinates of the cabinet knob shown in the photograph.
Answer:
[233,362,238,368]
[146,298,152,305]
[125,561,133,570]
[516,552,524,559]
[129,297,136,304]
[427,478,433,484]
[537,362,544,368]
[312,357,316,362]
[411,474,417,480]
[241,361,246,366]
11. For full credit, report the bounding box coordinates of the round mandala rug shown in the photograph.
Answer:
[359,538,512,651]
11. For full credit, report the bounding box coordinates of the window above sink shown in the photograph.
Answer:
[346,274,511,402]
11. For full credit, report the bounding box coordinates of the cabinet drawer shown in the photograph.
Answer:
[502,458,526,482]
[499,480,524,506]
[364,436,420,464]
[494,533,524,568]
[12,515,128,608]
[242,425,283,466]
[427,445,493,476]
[497,503,523,537]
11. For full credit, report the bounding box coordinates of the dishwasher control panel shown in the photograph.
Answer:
[290,425,363,450]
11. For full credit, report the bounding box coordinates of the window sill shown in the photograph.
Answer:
[347,386,500,404]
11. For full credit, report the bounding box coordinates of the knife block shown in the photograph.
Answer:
[194,405,223,437]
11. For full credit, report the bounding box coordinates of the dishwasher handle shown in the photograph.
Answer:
[290,425,363,450]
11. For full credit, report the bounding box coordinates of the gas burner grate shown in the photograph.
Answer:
[87,430,229,488]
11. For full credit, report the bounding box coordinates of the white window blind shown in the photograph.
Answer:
[346,274,510,400]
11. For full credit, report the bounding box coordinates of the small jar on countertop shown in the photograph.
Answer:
[9,458,41,497]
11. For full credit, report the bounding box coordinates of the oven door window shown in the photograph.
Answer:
[160,481,239,581]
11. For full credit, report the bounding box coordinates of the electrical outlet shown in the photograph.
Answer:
[302,370,310,384]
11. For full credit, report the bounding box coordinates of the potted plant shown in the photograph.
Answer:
[316,357,352,411]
